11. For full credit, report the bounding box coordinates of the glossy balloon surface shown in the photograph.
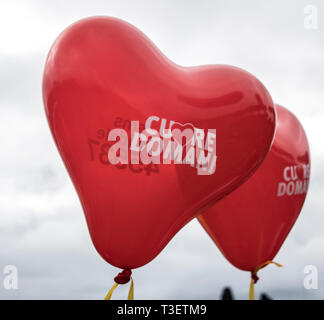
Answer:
[43,17,275,269]
[199,105,310,271]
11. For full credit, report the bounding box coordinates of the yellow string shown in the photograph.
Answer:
[104,282,118,300]
[104,277,134,300]
[128,278,134,300]
[249,260,283,300]
[249,277,255,300]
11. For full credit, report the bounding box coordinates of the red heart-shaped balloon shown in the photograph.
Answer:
[42,17,275,270]
[198,104,310,272]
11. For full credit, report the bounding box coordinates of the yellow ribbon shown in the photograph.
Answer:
[128,277,134,300]
[104,277,134,300]
[249,260,283,300]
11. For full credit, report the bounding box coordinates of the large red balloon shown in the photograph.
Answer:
[42,17,275,270]
[198,105,310,272]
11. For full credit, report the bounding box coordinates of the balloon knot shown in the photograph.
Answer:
[114,269,132,284]
[251,271,259,284]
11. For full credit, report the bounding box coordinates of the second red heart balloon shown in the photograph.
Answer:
[199,104,310,280]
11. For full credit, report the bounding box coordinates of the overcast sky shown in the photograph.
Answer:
[0,0,324,300]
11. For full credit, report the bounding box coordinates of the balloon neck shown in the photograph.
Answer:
[105,269,134,300]
[251,271,259,284]
[114,268,132,284]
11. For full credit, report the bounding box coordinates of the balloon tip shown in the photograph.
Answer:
[114,269,132,284]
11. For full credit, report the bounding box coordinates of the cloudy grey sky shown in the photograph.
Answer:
[0,0,323,299]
